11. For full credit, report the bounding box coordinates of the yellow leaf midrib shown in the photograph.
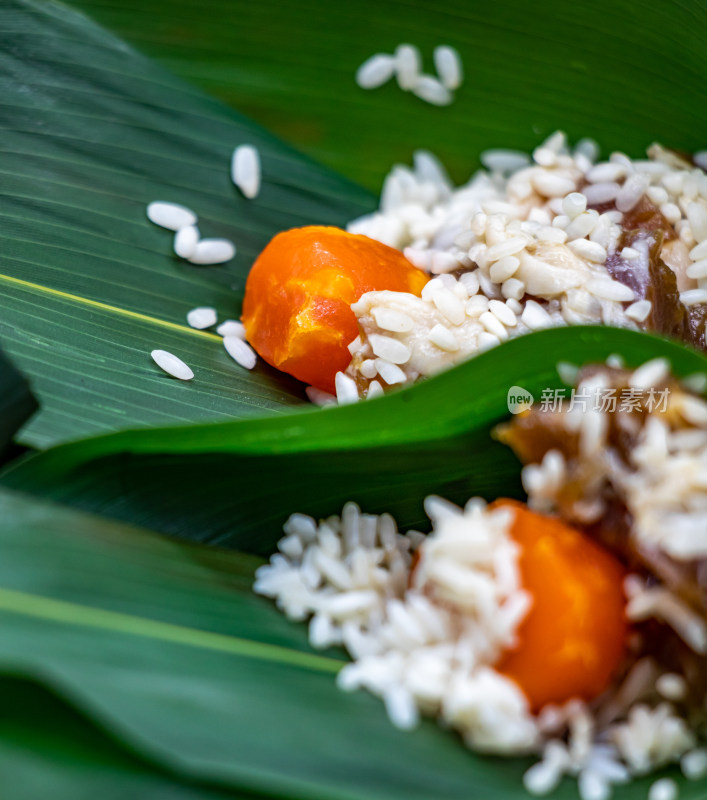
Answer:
[0,273,223,341]
[0,585,342,674]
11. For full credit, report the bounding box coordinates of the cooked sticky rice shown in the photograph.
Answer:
[255,359,707,799]
[327,134,707,404]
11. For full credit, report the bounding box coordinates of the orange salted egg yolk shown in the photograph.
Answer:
[241,225,428,394]
[493,500,628,712]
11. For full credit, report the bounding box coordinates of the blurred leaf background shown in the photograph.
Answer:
[1,0,706,798]
[73,0,707,190]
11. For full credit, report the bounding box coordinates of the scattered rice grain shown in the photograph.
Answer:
[147,201,197,231]
[188,239,236,265]
[231,144,261,199]
[173,225,199,258]
[186,306,217,329]
[150,349,194,380]
[356,53,397,89]
[411,75,453,106]
[223,335,257,369]
[433,45,463,90]
[394,43,422,90]
[216,320,246,338]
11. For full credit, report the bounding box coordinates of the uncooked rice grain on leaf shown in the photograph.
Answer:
[150,349,194,380]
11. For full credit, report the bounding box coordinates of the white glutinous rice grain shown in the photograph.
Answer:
[188,239,236,265]
[433,45,463,90]
[625,299,652,322]
[223,335,256,369]
[585,277,634,301]
[681,748,707,780]
[562,192,587,219]
[413,149,452,187]
[335,371,359,404]
[146,201,197,231]
[630,357,669,390]
[655,673,687,701]
[384,685,420,730]
[680,289,707,306]
[368,334,411,364]
[686,259,707,279]
[394,43,422,90]
[305,386,337,407]
[412,75,453,106]
[568,240,608,265]
[428,323,459,351]
[216,319,246,338]
[150,349,194,380]
[173,225,199,259]
[356,53,397,89]
[648,777,678,800]
[366,380,384,399]
[582,182,620,206]
[616,173,650,213]
[186,306,217,329]
[375,358,407,384]
[231,144,261,199]
[372,307,415,333]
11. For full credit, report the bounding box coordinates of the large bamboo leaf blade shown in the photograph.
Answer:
[0,488,533,798]
[0,278,306,447]
[5,483,707,800]
[0,347,36,454]
[0,675,260,800]
[0,486,699,800]
[72,0,707,191]
[5,327,706,554]
[0,0,374,449]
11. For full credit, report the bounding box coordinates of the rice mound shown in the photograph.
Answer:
[318,133,707,405]
[254,358,707,800]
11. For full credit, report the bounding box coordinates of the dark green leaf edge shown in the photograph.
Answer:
[0,348,37,454]
[6,326,706,476]
[3,327,705,556]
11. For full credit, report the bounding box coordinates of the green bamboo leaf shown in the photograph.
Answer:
[0,485,702,800]
[0,675,262,800]
[0,0,373,449]
[0,347,36,455]
[5,327,706,554]
[72,0,707,191]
